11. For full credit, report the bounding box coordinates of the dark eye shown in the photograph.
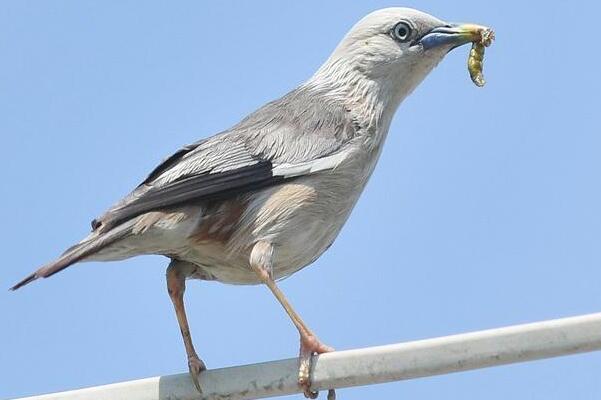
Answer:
[392,21,412,42]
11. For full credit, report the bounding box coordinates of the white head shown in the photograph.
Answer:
[308,8,487,129]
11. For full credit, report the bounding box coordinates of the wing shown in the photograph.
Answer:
[94,87,359,231]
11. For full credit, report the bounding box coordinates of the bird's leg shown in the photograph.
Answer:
[250,241,335,399]
[166,260,206,393]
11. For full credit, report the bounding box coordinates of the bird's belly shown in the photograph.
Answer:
[184,173,363,285]
[270,220,340,280]
[183,217,340,285]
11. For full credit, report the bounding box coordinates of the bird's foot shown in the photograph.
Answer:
[298,334,335,399]
[188,355,207,393]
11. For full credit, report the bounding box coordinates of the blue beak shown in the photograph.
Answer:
[419,23,489,50]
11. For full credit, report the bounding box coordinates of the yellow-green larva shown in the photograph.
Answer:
[468,42,486,87]
[468,28,494,87]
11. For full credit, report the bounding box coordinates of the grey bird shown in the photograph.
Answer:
[12,8,491,398]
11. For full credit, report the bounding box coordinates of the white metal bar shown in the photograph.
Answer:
[13,312,601,400]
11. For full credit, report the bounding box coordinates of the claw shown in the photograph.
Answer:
[188,355,207,393]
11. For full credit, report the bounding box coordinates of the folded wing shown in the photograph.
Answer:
[94,87,359,232]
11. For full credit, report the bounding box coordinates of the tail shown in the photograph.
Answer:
[10,222,133,291]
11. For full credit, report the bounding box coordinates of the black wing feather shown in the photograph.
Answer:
[141,139,206,185]
[100,161,283,230]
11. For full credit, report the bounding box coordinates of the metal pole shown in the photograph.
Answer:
[13,312,601,400]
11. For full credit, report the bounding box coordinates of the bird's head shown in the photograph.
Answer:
[311,8,490,118]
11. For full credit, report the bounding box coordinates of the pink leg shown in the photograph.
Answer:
[250,242,336,399]
[166,261,206,392]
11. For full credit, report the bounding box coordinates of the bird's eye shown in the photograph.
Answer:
[392,21,412,42]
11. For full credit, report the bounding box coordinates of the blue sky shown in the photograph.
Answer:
[2,1,600,399]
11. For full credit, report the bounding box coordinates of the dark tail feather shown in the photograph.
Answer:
[10,273,38,290]
[10,222,133,291]
[10,242,94,290]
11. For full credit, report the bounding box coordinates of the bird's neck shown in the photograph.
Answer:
[303,59,415,149]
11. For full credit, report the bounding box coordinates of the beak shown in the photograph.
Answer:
[419,23,490,50]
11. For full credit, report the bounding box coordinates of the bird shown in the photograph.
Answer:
[12,7,491,399]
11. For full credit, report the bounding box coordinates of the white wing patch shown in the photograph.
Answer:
[272,150,349,178]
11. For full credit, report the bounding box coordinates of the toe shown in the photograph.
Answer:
[304,388,319,399]
[298,354,311,387]
[301,334,334,355]
[315,342,334,354]
[298,352,318,398]
[188,356,206,392]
